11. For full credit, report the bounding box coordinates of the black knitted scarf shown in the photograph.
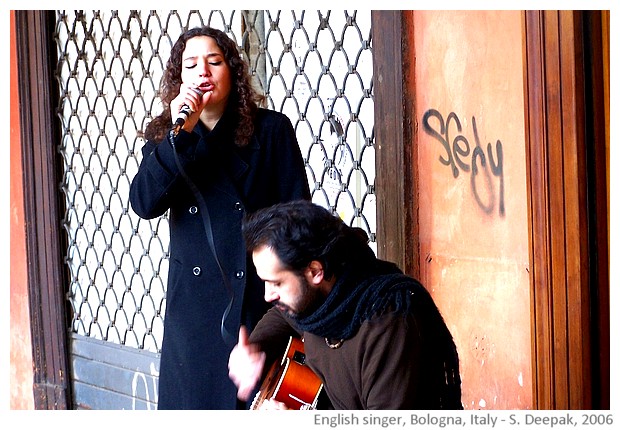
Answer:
[292,258,416,340]
[291,250,463,409]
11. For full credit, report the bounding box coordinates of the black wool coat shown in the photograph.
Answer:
[129,107,311,409]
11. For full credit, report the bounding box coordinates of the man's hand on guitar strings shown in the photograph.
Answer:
[228,326,266,401]
[257,399,289,410]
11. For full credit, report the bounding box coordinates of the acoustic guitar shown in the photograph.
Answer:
[250,336,323,410]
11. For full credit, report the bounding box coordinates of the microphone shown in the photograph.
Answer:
[174,87,205,128]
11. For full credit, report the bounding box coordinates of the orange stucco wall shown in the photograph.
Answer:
[413,11,532,409]
[10,10,35,410]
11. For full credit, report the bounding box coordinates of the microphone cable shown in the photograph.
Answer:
[168,125,236,347]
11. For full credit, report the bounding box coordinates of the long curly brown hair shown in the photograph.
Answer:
[144,26,261,146]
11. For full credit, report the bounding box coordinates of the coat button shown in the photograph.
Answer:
[192,266,201,276]
[235,270,245,279]
[234,201,243,211]
[189,206,198,214]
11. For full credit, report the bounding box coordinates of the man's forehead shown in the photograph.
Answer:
[252,245,284,277]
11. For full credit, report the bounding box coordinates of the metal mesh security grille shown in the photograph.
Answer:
[55,10,375,353]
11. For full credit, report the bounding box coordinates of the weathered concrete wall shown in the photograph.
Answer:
[412,10,532,409]
[10,10,35,410]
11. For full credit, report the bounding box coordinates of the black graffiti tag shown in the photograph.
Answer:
[422,109,505,217]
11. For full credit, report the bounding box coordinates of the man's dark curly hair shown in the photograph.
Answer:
[144,26,261,145]
[242,200,370,280]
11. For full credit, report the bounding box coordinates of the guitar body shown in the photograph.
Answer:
[250,336,323,410]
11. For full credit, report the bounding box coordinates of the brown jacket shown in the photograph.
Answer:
[250,305,458,409]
